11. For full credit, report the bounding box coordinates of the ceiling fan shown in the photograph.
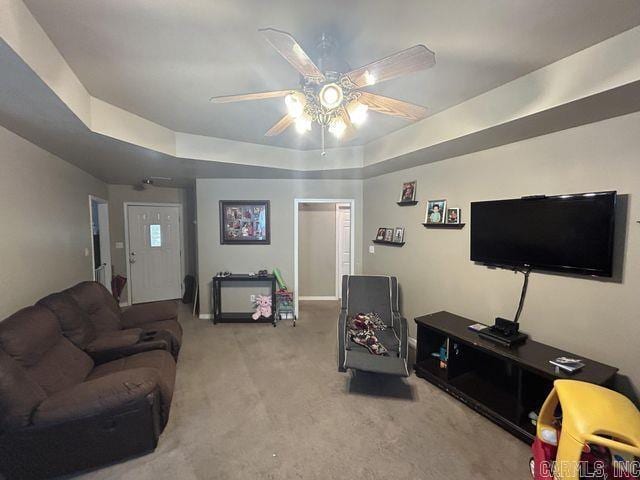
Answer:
[210,28,435,155]
[133,176,172,191]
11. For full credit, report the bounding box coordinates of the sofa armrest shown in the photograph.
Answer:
[121,301,178,328]
[1,371,162,479]
[337,309,348,372]
[33,368,159,428]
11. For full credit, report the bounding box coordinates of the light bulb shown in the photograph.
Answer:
[295,114,311,134]
[364,70,376,86]
[328,117,346,138]
[347,101,368,126]
[319,83,343,109]
[285,93,304,119]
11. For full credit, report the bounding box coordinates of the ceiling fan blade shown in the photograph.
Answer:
[259,28,326,83]
[265,114,295,137]
[358,92,427,121]
[342,45,435,89]
[209,90,294,104]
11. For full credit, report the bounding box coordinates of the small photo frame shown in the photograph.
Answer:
[393,227,405,243]
[425,199,447,224]
[375,227,386,241]
[446,208,461,224]
[384,228,394,242]
[399,180,417,203]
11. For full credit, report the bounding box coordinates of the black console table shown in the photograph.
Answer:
[212,274,276,324]
[414,311,618,443]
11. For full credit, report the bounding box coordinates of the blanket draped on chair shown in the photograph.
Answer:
[347,312,389,355]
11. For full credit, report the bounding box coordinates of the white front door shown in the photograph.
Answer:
[127,205,182,304]
[336,204,352,298]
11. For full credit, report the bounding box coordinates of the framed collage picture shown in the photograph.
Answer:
[219,200,270,244]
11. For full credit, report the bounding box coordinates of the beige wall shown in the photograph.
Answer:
[299,203,337,297]
[196,179,363,314]
[0,125,107,318]
[107,184,196,304]
[362,111,640,396]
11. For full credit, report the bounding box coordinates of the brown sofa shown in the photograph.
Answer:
[0,304,176,479]
[38,282,182,361]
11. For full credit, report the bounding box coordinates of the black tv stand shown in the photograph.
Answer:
[414,311,618,443]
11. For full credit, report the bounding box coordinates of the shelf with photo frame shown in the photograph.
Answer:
[397,180,418,206]
[423,201,464,229]
[422,222,466,229]
[372,239,406,247]
[374,226,405,246]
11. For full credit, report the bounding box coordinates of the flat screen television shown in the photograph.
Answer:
[470,191,616,277]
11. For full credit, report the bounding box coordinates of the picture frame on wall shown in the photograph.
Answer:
[399,180,417,203]
[425,199,447,224]
[384,228,394,242]
[219,200,270,244]
[446,208,461,224]
[376,227,387,241]
[393,227,405,243]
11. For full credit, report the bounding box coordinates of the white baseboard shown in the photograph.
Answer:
[408,336,417,350]
[199,313,213,320]
[299,296,338,301]
[119,301,130,308]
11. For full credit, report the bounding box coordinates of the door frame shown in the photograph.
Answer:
[334,203,352,298]
[88,195,112,292]
[124,202,185,305]
[293,198,355,316]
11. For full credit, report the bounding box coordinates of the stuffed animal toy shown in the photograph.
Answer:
[252,295,272,320]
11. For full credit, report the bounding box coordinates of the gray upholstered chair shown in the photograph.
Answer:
[337,275,409,377]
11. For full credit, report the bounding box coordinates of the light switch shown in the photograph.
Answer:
[84,248,90,257]
[369,245,375,254]
[115,242,124,249]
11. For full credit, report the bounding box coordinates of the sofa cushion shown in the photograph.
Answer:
[0,306,93,396]
[66,282,121,333]
[87,350,176,425]
[0,306,61,367]
[0,349,47,432]
[37,292,97,348]
[33,368,160,428]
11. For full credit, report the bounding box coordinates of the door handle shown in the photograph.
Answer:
[129,251,136,264]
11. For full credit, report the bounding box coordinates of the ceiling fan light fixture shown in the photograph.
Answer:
[285,92,305,118]
[328,117,347,138]
[347,101,369,126]
[295,114,312,134]
[364,70,376,86]
[319,83,343,110]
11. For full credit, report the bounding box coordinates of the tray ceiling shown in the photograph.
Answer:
[23,0,640,150]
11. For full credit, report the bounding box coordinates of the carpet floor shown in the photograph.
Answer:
[76,301,531,479]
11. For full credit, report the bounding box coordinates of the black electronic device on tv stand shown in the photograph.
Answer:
[479,268,531,347]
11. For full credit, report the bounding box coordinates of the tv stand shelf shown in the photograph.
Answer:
[414,311,618,443]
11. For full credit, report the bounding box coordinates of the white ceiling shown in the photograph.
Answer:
[23,0,640,151]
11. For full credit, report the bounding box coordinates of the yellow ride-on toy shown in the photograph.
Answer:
[531,379,640,479]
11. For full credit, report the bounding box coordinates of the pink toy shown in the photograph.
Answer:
[252,295,272,320]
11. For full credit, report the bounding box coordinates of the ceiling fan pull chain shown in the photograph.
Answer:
[321,125,326,156]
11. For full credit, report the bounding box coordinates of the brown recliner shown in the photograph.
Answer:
[0,305,176,479]
[42,281,182,360]
[38,290,176,363]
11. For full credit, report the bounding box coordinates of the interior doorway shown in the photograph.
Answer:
[294,199,355,316]
[89,195,112,292]
[125,203,183,304]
